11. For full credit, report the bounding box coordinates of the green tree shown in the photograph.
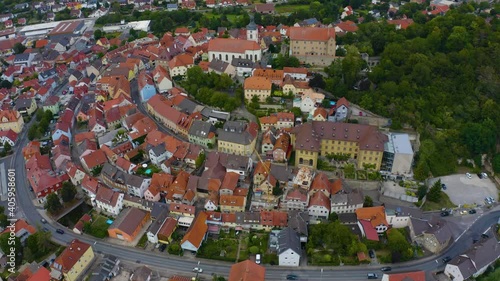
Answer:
[36,109,45,121]
[195,152,206,169]
[61,182,77,203]
[328,212,338,222]
[363,196,374,207]
[44,193,62,215]
[290,107,302,118]
[417,185,428,201]
[3,142,12,153]
[427,180,442,203]
[13,42,26,54]
[461,121,497,156]
[493,154,500,174]
[387,229,413,262]
[0,206,7,228]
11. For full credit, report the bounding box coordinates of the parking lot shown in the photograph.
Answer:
[430,174,498,206]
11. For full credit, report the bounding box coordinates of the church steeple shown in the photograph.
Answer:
[246,14,258,43]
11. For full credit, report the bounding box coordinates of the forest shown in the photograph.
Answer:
[320,5,500,179]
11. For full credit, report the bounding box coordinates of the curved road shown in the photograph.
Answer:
[11,105,500,280]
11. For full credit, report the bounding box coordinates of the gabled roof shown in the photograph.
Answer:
[385,271,425,281]
[181,212,208,248]
[208,38,260,53]
[277,227,301,255]
[52,239,91,273]
[355,206,388,228]
[228,260,265,281]
[289,27,335,41]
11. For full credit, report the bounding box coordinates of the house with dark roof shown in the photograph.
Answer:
[217,121,258,156]
[188,120,216,148]
[94,186,124,216]
[130,266,152,281]
[277,227,302,267]
[410,217,452,254]
[88,254,121,281]
[108,207,150,242]
[445,236,500,281]
[208,58,235,77]
[287,211,309,242]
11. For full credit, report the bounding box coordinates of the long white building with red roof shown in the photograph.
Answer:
[207,38,262,63]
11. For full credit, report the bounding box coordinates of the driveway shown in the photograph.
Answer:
[430,174,498,206]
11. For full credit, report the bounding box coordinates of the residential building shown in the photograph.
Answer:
[293,89,325,113]
[148,216,178,244]
[181,212,208,253]
[130,266,152,281]
[329,97,350,122]
[277,227,301,267]
[0,219,36,243]
[220,195,246,213]
[244,76,272,102]
[138,71,156,102]
[259,112,295,131]
[14,98,37,116]
[381,133,414,176]
[283,67,308,81]
[290,121,388,170]
[409,217,453,254]
[208,38,262,63]
[88,254,120,281]
[288,26,336,66]
[228,260,265,281]
[282,75,311,95]
[253,68,284,86]
[50,239,95,281]
[281,188,308,212]
[381,271,425,281]
[168,54,194,77]
[0,129,17,146]
[0,109,24,133]
[445,237,500,281]
[273,133,292,162]
[108,207,150,242]
[151,65,173,93]
[330,189,364,214]
[188,120,216,148]
[94,186,124,216]
[355,206,388,241]
[217,121,258,156]
[43,96,61,115]
[307,191,330,222]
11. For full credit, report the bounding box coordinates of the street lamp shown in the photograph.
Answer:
[320,268,323,281]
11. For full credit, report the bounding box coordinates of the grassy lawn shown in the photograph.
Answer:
[136,233,148,248]
[87,215,110,238]
[202,13,240,23]
[422,192,457,211]
[197,237,239,262]
[275,4,309,14]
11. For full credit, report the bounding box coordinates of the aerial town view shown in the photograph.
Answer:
[0,0,500,281]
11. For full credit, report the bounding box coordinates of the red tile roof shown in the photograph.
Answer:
[52,239,91,273]
[181,212,208,248]
[228,260,265,281]
[208,38,260,53]
[289,27,335,41]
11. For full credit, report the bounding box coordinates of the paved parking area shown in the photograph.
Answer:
[430,174,498,205]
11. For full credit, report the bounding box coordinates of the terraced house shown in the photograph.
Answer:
[290,121,388,170]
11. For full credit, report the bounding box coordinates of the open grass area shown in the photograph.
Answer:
[422,192,457,211]
[136,233,148,248]
[87,215,110,238]
[275,4,309,14]
[202,13,240,23]
[197,237,239,262]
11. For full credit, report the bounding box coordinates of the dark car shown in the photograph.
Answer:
[286,274,299,280]
[159,244,167,252]
[442,256,452,263]
[440,211,450,217]
[481,233,489,239]
[42,227,50,232]
[469,209,476,214]
[367,273,378,279]
[56,229,64,234]
[477,173,483,179]
[441,183,447,190]
[380,267,392,272]
[369,249,375,258]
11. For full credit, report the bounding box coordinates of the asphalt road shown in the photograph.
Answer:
[10,81,500,280]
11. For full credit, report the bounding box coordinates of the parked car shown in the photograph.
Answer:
[40,218,47,224]
[466,173,472,179]
[380,267,392,272]
[367,273,378,279]
[256,254,261,264]
[442,256,452,263]
[481,233,489,239]
[440,211,450,217]
[369,249,375,258]
[441,183,447,190]
[468,209,476,214]
[481,172,488,179]
[286,275,299,280]
[158,244,166,252]
[56,229,64,234]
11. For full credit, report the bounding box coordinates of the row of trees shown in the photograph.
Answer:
[182,66,242,112]
[322,9,500,179]
[28,109,54,141]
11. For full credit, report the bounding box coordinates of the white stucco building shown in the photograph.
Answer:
[208,38,262,63]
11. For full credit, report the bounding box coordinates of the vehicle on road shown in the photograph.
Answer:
[256,254,261,264]
[442,256,452,263]
[286,274,299,280]
[466,173,472,179]
[469,209,476,214]
[56,229,64,234]
[40,218,47,224]
[441,211,450,217]
[193,267,203,273]
[441,183,447,190]
[367,273,378,279]
[380,267,392,272]
[460,210,468,215]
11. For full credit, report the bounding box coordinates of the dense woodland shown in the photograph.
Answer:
[319,6,500,179]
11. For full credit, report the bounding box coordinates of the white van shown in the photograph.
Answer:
[256,254,261,264]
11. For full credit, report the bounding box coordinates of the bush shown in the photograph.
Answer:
[168,242,182,255]
[249,246,260,254]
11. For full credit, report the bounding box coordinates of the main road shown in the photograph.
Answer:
[10,88,500,280]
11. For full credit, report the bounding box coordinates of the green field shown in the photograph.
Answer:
[275,4,309,14]
[422,192,457,211]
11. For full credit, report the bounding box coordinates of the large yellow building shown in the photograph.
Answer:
[0,110,24,133]
[51,239,95,281]
[290,121,388,170]
[244,76,272,102]
[288,27,336,67]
